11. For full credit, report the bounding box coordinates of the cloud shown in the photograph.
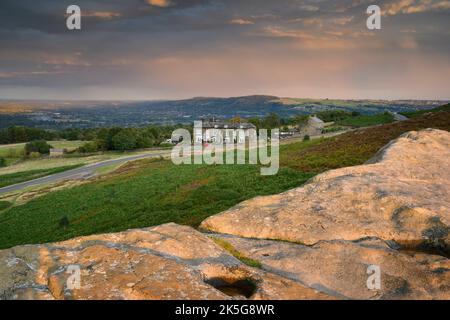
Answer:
[384,0,450,15]
[0,0,449,100]
[300,18,324,27]
[263,26,315,40]
[0,70,65,79]
[261,26,368,50]
[333,16,354,26]
[299,5,319,12]
[83,11,122,19]
[146,0,172,7]
[400,36,419,49]
[229,18,254,25]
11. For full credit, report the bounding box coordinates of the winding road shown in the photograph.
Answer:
[0,128,355,196]
[0,151,171,195]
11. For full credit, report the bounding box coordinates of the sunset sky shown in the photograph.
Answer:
[0,0,449,100]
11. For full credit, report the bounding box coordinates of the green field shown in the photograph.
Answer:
[0,140,86,166]
[0,109,449,249]
[0,140,85,156]
[336,113,395,127]
[399,103,450,118]
[0,159,314,248]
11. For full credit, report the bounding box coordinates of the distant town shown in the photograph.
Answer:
[0,96,446,129]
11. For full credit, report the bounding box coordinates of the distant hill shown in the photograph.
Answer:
[0,96,447,129]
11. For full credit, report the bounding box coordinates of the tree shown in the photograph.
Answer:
[111,130,137,151]
[248,118,262,130]
[78,141,98,153]
[136,135,153,149]
[293,114,309,130]
[263,113,281,129]
[230,117,242,124]
[25,140,52,155]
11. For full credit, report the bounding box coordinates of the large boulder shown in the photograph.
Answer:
[212,235,450,300]
[0,223,330,300]
[200,129,450,250]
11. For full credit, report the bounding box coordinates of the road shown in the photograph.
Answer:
[0,151,171,195]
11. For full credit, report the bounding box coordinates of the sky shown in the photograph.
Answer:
[0,0,449,100]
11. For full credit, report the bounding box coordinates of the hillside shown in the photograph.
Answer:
[0,97,445,129]
[281,106,450,171]
[0,108,449,249]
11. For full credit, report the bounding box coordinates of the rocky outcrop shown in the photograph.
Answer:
[1,129,449,300]
[199,129,450,299]
[201,129,450,250]
[212,235,449,300]
[0,223,330,300]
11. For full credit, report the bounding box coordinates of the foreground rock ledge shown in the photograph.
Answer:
[0,223,330,300]
[201,129,450,250]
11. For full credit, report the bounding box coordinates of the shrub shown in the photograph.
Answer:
[59,216,70,229]
[316,110,352,122]
[78,141,99,153]
[25,140,52,155]
[0,158,6,167]
[303,135,310,141]
[28,152,41,158]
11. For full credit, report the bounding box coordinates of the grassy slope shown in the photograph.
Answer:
[336,113,395,127]
[0,140,85,157]
[400,103,450,118]
[0,109,449,249]
[0,160,313,248]
[0,140,86,169]
[281,109,450,172]
[0,164,84,188]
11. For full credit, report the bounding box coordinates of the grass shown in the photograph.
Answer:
[281,109,450,172]
[399,103,450,118]
[0,164,84,188]
[0,144,25,158]
[211,237,262,268]
[0,159,314,249]
[0,109,448,249]
[0,201,12,211]
[0,140,85,157]
[336,113,395,127]
[94,163,124,175]
[0,140,87,170]
[46,140,86,150]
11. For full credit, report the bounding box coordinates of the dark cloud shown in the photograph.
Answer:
[0,0,449,99]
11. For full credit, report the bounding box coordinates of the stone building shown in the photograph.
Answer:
[49,148,66,157]
[196,119,256,143]
[299,116,325,136]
